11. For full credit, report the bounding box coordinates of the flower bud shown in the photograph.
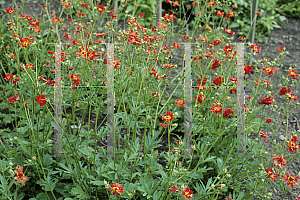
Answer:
[9,162,13,166]
[174,112,178,116]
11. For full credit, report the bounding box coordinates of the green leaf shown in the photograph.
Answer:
[71,186,92,199]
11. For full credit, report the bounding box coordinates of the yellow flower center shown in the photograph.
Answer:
[291,72,295,75]
[266,68,271,73]
[81,51,86,55]
[185,192,190,196]
[214,107,220,111]
[178,101,183,104]
[165,116,171,120]
[23,41,28,46]
[288,176,295,183]
[113,187,119,192]
[289,142,295,148]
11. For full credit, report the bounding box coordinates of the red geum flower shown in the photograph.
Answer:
[161,111,174,122]
[259,131,269,142]
[282,172,300,189]
[287,136,300,152]
[19,38,31,48]
[213,75,224,86]
[251,44,261,54]
[6,8,16,14]
[265,169,278,182]
[224,45,232,55]
[239,36,245,40]
[97,5,105,13]
[288,69,299,80]
[169,186,182,192]
[52,17,61,23]
[36,94,47,106]
[14,166,28,186]
[171,147,180,153]
[244,65,253,75]
[216,10,224,17]
[266,118,272,123]
[8,92,19,103]
[195,94,206,103]
[12,77,20,83]
[5,73,14,81]
[285,93,298,101]
[229,88,237,94]
[204,51,214,58]
[211,59,222,70]
[223,108,235,119]
[182,187,194,199]
[159,123,170,128]
[277,46,285,52]
[263,66,278,76]
[207,0,215,7]
[173,42,180,48]
[279,86,291,95]
[260,96,276,105]
[273,154,287,169]
[25,63,34,70]
[210,104,223,116]
[109,183,124,195]
[175,99,185,108]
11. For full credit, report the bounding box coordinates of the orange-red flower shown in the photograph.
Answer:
[260,96,276,105]
[175,99,185,108]
[207,0,215,7]
[169,186,182,192]
[223,108,235,119]
[251,44,261,54]
[195,94,206,103]
[5,73,14,81]
[8,92,19,103]
[216,10,224,17]
[97,5,105,13]
[69,74,81,84]
[263,66,278,76]
[213,75,224,86]
[173,42,180,48]
[265,169,278,182]
[161,111,174,122]
[285,93,298,101]
[277,46,285,52]
[6,7,16,14]
[287,136,300,152]
[52,17,61,23]
[282,172,300,189]
[288,69,299,80]
[210,104,223,116]
[109,183,124,195]
[279,86,291,95]
[273,154,287,169]
[182,187,194,199]
[259,131,269,142]
[14,166,28,187]
[36,94,47,106]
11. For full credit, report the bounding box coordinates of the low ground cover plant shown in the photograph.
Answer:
[0,0,300,199]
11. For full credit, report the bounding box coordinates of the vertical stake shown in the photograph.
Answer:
[184,43,192,157]
[107,43,115,158]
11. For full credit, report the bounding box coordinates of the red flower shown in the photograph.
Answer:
[12,77,20,83]
[239,36,245,40]
[260,96,276,105]
[182,187,194,199]
[169,186,181,192]
[244,65,253,75]
[207,0,215,7]
[173,42,180,48]
[97,5,105,13]
[287,136,300,152]
[175,99,185,108]
[251,44,261,54]
[52,17,61,23]
[213,75,224,86]
[265,169,278,182]
[211,59,221,70]
[14,166,28,187]
[259,131,269,142]
[210,104,223,116]
[8,92,19,103]
[195,94,206,103]
[224,45,232,55]
[161,111,174,122]
[229,88,237,94]
[285,93,298,101]
[139,13,144,17]
[68,74,81,84]
[223,108,235,119]
[263,66,277,76]
[279,86,291,95]
[36,94,47,106]
[266,118,272,123]
[109,183,124,195]
[204,50,214,58]
[6,7,16,14]
[273,154,287,169]
[159,123,170,128]
[282,172,300,189]
[277,46,285,52]
[216,10,224,17]
[19,38,31,48]
[288,69,299,80]
[5,73,14,81]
